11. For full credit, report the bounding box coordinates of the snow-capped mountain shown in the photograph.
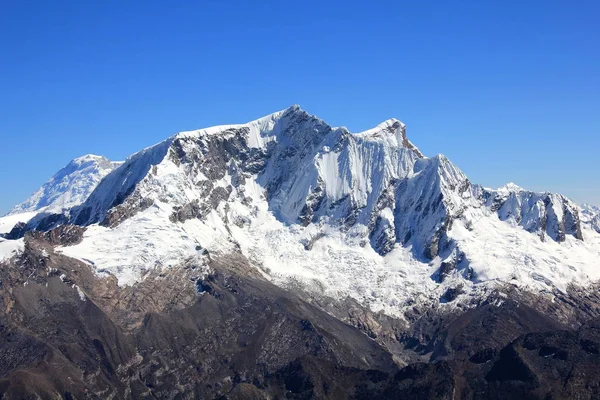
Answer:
[8,154,121,216]
[581,203,600,234]
[0,154,121,239]
[2,105,589,317]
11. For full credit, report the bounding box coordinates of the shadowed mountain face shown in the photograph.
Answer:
[1,107,600,398]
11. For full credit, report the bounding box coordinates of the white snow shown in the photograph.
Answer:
[178,107,287,149]
[60,202,206,286]
[0,238,24,261]
[497,182,525,193]
[0,212,38,234]
[9,154,121,216]
[73,284,86,301]
[448,214,600,293]
[580,203,600,234]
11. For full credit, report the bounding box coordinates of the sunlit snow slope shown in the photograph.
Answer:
[9,154,121,215]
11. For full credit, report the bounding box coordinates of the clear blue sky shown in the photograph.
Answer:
[1,0,599,214]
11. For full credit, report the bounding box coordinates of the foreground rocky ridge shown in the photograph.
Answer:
[1,231,600,399]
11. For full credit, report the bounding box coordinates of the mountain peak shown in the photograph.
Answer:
[8,154,120,216]
[72,154,107,163]
[377,117,404,128]
[175,104,313,141]
[356,118,404,136]
[254,104,307,121]
[355,117,423,157]
[69,154,114,169]
[284,103,302,113]
[498,182,525,192]
[3,107,600,400]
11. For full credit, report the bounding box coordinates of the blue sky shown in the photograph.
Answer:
[1,0,599,214]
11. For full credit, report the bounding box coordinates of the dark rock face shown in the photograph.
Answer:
[590,214,600,234]
[370,215,396,255]
[170,199,203,223]
[4,222,27,240]
[101,195,154,228]
[369,181,398,256]
[440,286,463,303]
[28,224,86,246]
[299,181,326,227]
[563,202,584,240]
[480,325,600,399]
[34,212,68,232]
[398,123,424,159]
[5,213,68,240]
[383,362,455,400]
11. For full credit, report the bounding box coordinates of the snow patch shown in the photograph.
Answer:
[0,238,24,261]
